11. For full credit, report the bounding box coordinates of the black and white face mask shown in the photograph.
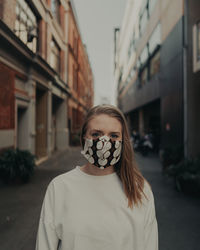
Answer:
[81,135,122,169]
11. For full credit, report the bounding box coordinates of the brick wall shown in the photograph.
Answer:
[0,63,15,129]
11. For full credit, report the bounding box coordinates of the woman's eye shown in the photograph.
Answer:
[91,132,100,138]
[110,134,119,139]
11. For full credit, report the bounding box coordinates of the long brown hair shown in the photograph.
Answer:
[80,104,149,208]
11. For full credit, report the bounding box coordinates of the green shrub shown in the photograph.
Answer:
[0,148,36,184]
[161,145,184,170]
[165,157,200,195]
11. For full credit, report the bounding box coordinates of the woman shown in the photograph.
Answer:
[35,104,158,250]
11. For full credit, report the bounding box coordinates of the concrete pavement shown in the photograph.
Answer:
[0,147,199,250]
[0,147,85,250]
[136,154,200,250]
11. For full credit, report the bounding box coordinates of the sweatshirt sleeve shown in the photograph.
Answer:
[35,180,60,250]
[144,184,159,250]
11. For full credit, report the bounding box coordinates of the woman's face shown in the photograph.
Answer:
[85,114,122,141]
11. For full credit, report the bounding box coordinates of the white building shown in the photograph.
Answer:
[114,0,200,158]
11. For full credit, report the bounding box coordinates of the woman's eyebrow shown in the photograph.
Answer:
[90,129,103,133]
[90,130,121,134]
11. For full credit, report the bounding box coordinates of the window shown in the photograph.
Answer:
[139,0,158,37]
[119,66,136,95]
[140,66,148,87]
[138,24,161,85]
[139,7,148,36]
[140,46,148,66]
[50,39,60,72]
[73,31,78,58]
[193,21,200,72]
[51,0,60,23]
[149,23,161,55]
[14,0,38,52]
[148,0,157,15]
[197,22,200,61]
[149,23,161,78]
[73,65,78,91]
[136,59,141,70]
[150,50,160,79]
[128,31,136,59]
[118,67,123,90]
[130,67,136,79]
[128,45,131,59]
[138,46,149,86]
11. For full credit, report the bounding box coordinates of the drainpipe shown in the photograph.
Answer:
[183,0,188,158]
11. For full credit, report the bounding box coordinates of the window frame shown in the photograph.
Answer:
[14,0,38,53]
[50,38,61,73]
[140,65,149,87]
[149,47,160,79]
[73,64,78,91]
[139,0,157,37]
[193,21,200,72]
[51,0,60,24]
[148,0,157,15]
[139,6,148,36]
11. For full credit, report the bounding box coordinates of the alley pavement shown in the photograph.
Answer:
[0,147,200,250]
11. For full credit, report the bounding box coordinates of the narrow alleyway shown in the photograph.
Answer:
[0,148,199,250]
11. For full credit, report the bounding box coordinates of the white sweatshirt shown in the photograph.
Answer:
[35,166,158,250]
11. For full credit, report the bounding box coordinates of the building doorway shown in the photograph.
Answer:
[35,87,47,159]
[17,106,28,150]
[51,95,63,152]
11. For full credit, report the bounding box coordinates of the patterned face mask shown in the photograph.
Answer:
[81,135,122,169]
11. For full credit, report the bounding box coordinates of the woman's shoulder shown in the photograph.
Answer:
[143,179,152,192]
[48,167,79,188]
[142,179,155,203]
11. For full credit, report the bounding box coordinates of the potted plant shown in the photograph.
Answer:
[165,157,200,196]
[160,145,183,171]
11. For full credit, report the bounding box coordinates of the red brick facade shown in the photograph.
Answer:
[0,63,15,129]
[67,2,94,144]
[0,0,94,153]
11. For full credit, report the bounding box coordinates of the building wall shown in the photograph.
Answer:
[160,18,184,148]
[115,0,185,151]
[186,0,200,157]
[115,0,200,157]
[67,1,94,145]
[0,0,72,159]
[0,63,15,150]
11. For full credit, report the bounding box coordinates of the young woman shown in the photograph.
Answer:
[35,104,158,250]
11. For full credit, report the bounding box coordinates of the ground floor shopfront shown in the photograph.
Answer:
[0,61,69,161]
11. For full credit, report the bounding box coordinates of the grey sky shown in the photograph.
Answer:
[73,0,127,105]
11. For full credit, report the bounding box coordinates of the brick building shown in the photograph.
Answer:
[67,1,94,145]
[0,0,94,160]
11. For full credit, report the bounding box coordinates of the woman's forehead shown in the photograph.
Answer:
[87,114,122,132]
